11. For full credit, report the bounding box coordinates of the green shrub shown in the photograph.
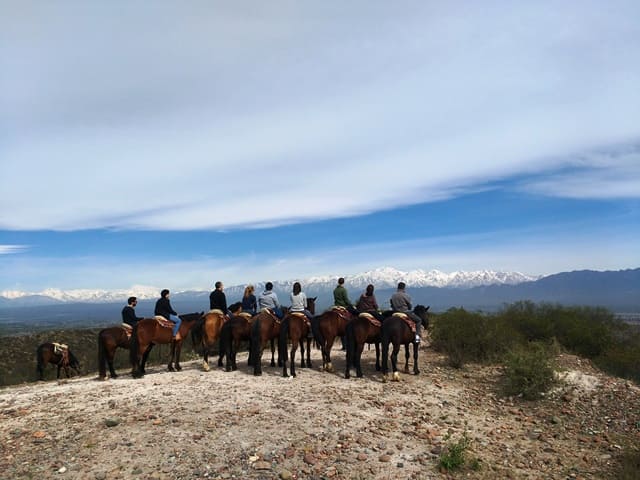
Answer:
[502,341,556,399]
[615,446,640,480]
[431,307,517,368]
[439,432,471,471]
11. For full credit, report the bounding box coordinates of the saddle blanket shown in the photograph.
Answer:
[392,312,416,333]
[153,316,175,329]
[358,312,381,328]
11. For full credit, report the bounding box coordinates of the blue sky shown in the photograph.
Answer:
[1,1,639,292]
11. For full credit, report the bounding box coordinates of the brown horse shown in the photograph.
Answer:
[190,309,229,371]
[311,306,357,373]
[97,325,132,380]
[36,342,81,381]
[218,313,255,372]
[130,312,203,378]
[249,307,289,376]
[278,297,317,378]
[344,313,384,379]
[381,305,430,382]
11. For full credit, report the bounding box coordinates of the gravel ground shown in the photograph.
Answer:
[1,343,638,480]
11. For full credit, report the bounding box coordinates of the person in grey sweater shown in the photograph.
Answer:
[390,282,422,343]
[258,282,283,319]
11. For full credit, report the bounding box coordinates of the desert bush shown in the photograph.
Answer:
[431,308,517,368]
[594,334,640,383]
[552,306,615,358]
[439,432,471,471]
[502,341,556,399]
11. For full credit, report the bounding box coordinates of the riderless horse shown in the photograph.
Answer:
[36,342,81,381]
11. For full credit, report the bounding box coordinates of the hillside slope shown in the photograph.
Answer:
[1,347,638,479]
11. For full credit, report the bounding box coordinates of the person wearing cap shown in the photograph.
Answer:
[390,282,423,343]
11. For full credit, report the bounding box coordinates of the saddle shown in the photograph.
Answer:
[392,312,416,333]
[330,306,352,321]
[52,343,70,367]
[238,312,253,319]
[358,312,381,328]
[153,315,175,329]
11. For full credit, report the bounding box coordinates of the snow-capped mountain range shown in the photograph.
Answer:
[0,267,539,305]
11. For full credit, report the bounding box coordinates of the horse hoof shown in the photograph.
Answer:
[345,372,350,379]
[404,368,410,374]
[392,372,400,382]
[382,374,388,383]
[202,362,210,372]
[375,365,381,371]
[357,373,364,378]
[168,366,175,372]
[270,361,276,367]
[414,370,420,375]
[254,371,262,376]
[326,363,334,373]
[175,366,182,372]
[111,373,118,379]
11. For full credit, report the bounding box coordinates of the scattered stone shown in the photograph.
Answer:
[104,418,119,427]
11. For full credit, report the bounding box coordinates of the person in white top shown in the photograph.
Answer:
[289,282,312,320]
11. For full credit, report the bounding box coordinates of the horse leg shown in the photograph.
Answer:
[375,342,381,371]
[404,344,411,374]
[289,342,297,378]
[299,339,305,368]
[64,366,71,378]
[168,341,176,371]
[381,340,389,382]
[391,343,401,381]
[231,341,238,371]
[175,341,183,371]
[325,336,336,372]
[202,346,210,372]
[107,348,118,379]
[413,342,420,375]
[356,342,365,378]
[57,365,62,379]
[140,344,153,375]
[271,338,278,367]
[305,338,312,368]
[254,344,264,376]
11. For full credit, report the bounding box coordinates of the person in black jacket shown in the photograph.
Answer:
[209,281,228,313]
[154,289,182,340]
[122,296,143,327]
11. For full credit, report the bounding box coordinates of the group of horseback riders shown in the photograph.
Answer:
[121,278,423,344]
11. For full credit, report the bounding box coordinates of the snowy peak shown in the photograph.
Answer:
[0,268,539,306]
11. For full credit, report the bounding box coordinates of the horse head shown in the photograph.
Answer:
[307,297,317,315]
[413,305,430,328]
[181,312,205,322]
[68,349,81,374]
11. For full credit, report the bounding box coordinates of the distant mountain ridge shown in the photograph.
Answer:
[0,267,537,307]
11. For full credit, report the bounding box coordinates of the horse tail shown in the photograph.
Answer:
[310,315,324,351]
[190,318,204,354]
[129,323,140,368]
[278,316,290,364]
[219,321,231,360]
[249,316,262,367]
[98,330,107,378]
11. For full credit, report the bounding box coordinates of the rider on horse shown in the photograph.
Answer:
[154,289,182,341]
[390,282,423,343]
[122,296,144,328]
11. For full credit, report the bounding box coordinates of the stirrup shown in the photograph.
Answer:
[415,335,421,343]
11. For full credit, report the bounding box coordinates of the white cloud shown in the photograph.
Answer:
[1,2,639,230]
[0,245,27,254]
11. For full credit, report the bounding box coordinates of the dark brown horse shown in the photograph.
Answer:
[278,297,317,378]
[130,312,203,378]
[344,312,384,379]
[381,305,430,382]
[190,309,229,371]
[218,313,255,372]
[249,307,289,376]
[311,306,356,373]
[97,325,132,379]
[36,342,81,381]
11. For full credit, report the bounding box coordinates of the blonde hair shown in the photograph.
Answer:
[243,285,255,298]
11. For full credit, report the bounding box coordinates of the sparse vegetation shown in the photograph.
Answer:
[616,446,640,480]
[502,340,557,399]
[430,301,640,383]
[439,432,472,472]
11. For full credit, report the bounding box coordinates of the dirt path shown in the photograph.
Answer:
[1,345,638,479]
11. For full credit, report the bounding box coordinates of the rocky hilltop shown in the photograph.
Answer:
[1,347,638,479]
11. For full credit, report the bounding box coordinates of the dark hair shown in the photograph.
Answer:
[215,281,222,289]
[293,282,301,295]
[338,277,345,285]
[265,282,273,291]
[128,296,137,305]
[397,282,406,290]
[229,301,242,314]
[161,289,170,298]
[365,284,374,296]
